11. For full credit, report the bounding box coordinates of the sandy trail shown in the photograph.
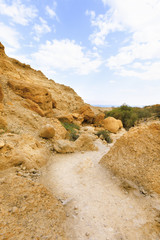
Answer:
[41,131,160,240]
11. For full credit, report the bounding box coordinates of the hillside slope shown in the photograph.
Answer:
[100,122,160,195]
[0,42,84,113]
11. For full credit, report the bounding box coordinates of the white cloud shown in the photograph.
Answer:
[0,0,37,26]
[0,22,20,49]
[46,6,56,18]
[87,9,124,45]
[87,0,160,80]
[32,39,102,76]
[33,17,51,41]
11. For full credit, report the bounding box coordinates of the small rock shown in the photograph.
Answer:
[85,232,90,237]
[0,140,5,148]
[12,206,18,213]
[0,177,5,184]
[21,206,26,211]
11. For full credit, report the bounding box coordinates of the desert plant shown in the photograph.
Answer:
[105,104,151,129]
[60,121,80,141]
[96,130,112,143]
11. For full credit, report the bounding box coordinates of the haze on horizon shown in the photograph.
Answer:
[0,0,160,107]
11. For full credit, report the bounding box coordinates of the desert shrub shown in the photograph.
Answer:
[96,130,112,143]
[61,122,80,141]
[105,104,151,130]
[147,105,160,118]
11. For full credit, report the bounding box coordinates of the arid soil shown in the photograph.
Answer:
[0,169,67,240]
[41,129,160,240]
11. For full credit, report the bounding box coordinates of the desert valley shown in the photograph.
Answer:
[0,42,160,240]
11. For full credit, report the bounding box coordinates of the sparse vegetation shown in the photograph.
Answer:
[61,122,80,141]
[105,104,151,129]
[96,130,112,143]
[145,104,160,119]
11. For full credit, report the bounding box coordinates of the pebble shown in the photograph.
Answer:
[0,177,5,184]
[85,232,90,237]
[0,140,5,148]
[12,206,18,213]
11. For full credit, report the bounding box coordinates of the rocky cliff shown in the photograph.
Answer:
[0,42,87,239]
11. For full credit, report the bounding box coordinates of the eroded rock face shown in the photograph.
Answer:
[103,117,122,133]
[57,114,74,123]
[0,134,50,170]
[8,80,55,117]
[0,42,5,57]
[94,113,105,126]
[100,122,160,195]
[78,105,95,123]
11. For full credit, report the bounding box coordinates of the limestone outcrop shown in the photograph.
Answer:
[103,117,123,133]
[94,112,105,126]
[100,122,160,194]
[8,80,54,117]
[77,104,95,123]
[0,134,50,170]
[53,133,97,153]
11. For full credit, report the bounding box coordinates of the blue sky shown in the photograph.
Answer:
[0,0,160,106]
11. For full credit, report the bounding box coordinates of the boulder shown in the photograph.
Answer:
[8,80,55,116]
[103,117,120,133]
[117,119,123,128]
[53,133,97,153]
[94,112,105,126]
[57,114,74,123]
[77,105,95,123]
[39,124,55,139]
[53,139,75,153]
[75,133,97,151]
[72,113,84,125]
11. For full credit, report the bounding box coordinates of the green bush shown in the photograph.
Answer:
[147,105,160,118]
[61,122,80,141]
[105,104,151,130]
[96,130,112,143]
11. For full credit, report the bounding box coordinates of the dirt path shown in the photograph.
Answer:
[41,131,160,240]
